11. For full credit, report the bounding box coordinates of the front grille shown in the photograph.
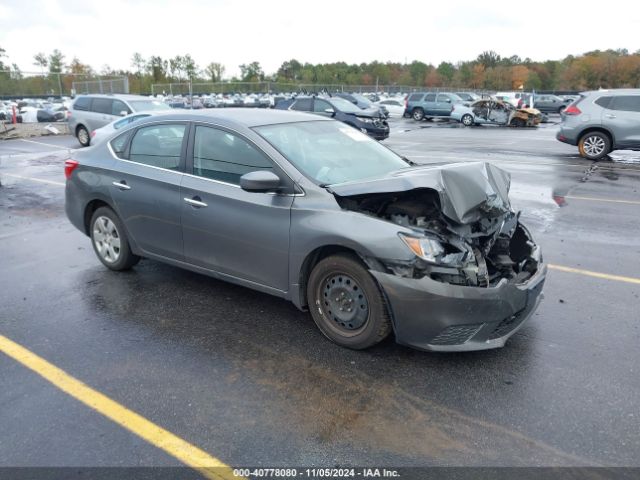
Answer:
[429,323,484,346]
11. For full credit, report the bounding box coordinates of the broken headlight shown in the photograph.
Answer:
[398,233,445,263]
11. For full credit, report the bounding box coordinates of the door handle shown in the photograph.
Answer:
[112,181,131,190]
[605,114,616,119]
[184,197,207,208]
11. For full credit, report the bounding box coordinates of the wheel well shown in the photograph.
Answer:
[579,127,614,145]
[83,200,111,235]
[75,124,87,135]
[298,245,359,309]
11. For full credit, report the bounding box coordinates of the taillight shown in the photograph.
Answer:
[64,159,79,179]
[90,130,96,137]
[564,105,581,115]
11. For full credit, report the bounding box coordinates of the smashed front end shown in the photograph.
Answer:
[331,162,546,351]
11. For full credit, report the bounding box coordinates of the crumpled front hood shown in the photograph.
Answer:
[329,162,512,224]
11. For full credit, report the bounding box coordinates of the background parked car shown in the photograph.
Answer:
[374,98,405,117]
[334,92,389,118]
[90,110,168,144]
[405,92,464,121]
[69,94,171,147]
[531,94,570,113]
[556,89,640,159]
[455,92,481,104]
[451,99,542,127]
[277,96,389,140]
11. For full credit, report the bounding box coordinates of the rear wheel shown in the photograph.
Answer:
[461,114,474,126]
[307,253,392,350]
[578,131,611,160]
[90,207,140,271]
[76,125,90,147]
[412,108,424,121]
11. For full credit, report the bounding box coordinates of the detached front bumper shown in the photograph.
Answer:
[372,256,546,352]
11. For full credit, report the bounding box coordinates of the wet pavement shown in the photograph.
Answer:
[1,119,639,469]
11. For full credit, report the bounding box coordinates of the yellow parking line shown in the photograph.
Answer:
[565,195,640,205]
[0,334,242,480]
[1,173,65,186]
[549,264,640,285]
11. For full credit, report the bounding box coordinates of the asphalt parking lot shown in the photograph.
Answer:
[1,117,639,475]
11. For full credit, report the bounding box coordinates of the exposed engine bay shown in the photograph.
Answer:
[336,188,540,287]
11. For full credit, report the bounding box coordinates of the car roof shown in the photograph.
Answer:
[131,108,331,128]
[75,94,155,100]
[584,88,640,96]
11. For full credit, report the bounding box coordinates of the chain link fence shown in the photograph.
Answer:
[71,76,129,95]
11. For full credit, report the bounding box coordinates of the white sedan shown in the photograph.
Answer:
[90,111,166,145]
[374,98,406,118]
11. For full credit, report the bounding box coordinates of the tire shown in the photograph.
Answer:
[307,253,392,350]
[76,125,90,147]
[558,105,566,114]
[461,114,474,126]
[578,131,611,160]
[511,118,526,128]
[90,207,140,271]
[412,108,425,121]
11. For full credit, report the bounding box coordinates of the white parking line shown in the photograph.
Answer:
[1,173,65,186]
[17,138,72,150]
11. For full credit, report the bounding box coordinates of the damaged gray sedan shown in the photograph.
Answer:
[65,109,545,352]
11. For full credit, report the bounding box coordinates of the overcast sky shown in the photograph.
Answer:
[1,0,639,78]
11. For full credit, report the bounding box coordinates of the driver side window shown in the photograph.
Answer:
[192,126,273,185]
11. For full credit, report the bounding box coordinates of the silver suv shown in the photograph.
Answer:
[69,94,170,147]
[556,89,640,160]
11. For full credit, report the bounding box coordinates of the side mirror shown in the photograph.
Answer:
[240,170,282,193]
[324,108,335,116]
[119,110,128,116]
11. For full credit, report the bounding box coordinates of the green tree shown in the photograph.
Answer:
[204,62,225,82]
[239,61,264,82]
[477,51,501,68]
[48,49,65,74]
[131,52,145,77]
[33,52,48,74]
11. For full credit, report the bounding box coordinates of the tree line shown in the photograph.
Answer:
[1,47,639,96]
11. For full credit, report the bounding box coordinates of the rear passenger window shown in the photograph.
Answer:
[291,99,312,111]
[425,94,436,102]
[92,98,113,115]
[73,97,91,111]
[609,96,640,112]
[595,96,613,109]
[192,126,273,185]
[408,94,423,102]
[129,124,186,170]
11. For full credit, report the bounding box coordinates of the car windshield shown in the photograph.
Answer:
[128,100,171,111]
[255,120,409,185]
[328,97,363,113]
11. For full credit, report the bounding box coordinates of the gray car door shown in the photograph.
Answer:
[181,124,293,292]
[435,94,453,116]
[603,95,640,148]
[109,122,188,260]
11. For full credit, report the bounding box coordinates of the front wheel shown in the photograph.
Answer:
[578,132,611,160]
[461,114,474,126]
[90,207,140,271]
[307,253,392,350]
